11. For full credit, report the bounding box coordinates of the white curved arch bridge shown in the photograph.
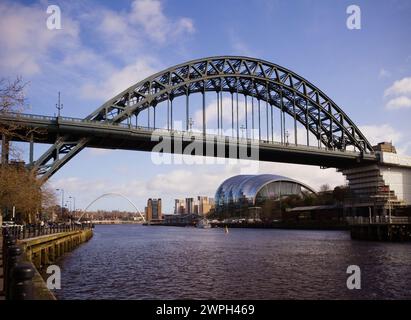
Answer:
[78,192,146,223]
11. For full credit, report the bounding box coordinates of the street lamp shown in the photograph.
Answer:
[69,196,76,213]
[188,117,194,132]
[240,124,246,139]
[56,188,64,216]
[56,91,63,117]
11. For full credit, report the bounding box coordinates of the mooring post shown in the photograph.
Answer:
[6,245,22,299]
[10,262,35,300]
[4,236,16,271]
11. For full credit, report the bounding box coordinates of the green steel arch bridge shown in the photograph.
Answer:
[0,56,379,182]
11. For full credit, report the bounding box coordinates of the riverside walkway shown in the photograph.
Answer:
[1,224,93,300]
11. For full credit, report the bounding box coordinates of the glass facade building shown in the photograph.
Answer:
[215,174,315,211]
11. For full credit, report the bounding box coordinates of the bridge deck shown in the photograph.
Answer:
[0,113,378,168]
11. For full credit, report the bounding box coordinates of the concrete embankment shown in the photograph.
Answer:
[16,229,93,300]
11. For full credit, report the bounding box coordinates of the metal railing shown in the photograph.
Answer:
[3,223,93,240]
[1,112,373,156]
[346,216,411,225]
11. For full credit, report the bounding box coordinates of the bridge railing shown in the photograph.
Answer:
[2,222,93,240]
[1,112,369,155]
[0,112,57,122]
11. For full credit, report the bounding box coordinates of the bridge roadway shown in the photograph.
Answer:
[0,112,378,168]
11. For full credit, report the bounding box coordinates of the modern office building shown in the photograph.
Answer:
[174,197,214,215]
[146,198,162,221]
[341,142,411,216]
[174,199,186,214]
[197,196,213,216]
[185,198,194,214]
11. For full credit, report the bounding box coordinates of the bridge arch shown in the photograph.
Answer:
[30,56,375,181]
[78,192,146,222]
[87,56,373,153]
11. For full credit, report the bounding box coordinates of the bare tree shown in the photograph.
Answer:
[0,76,45,160]
[0,76,29,134]
[319,184,331,192]
[0,77,56,223]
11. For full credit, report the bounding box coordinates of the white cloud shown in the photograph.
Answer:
[53,177,109,196]
[130,0,194,43]
[193,97,248,128]
[386,96,411,110]
[384,77,411,96]
[0,2,80,75]
[0,0,195,102]
[383,76,411,111]
[86,149,114,157]
[359,124,402,146]
[81,57,158,100]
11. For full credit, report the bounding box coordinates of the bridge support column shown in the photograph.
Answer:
[29,134,34,164]
[1,134,9,164]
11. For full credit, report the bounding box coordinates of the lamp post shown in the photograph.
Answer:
[56,188,64,217]
[66,199,72,213]
[56,91,63,117]
[188,117,194,132]
[69,196,76,213]
[240,124,245,139]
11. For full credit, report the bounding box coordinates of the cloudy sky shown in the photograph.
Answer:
[1,0,411,213]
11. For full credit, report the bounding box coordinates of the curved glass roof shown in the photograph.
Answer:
[215,174,315,207]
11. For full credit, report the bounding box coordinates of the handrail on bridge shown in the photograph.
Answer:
[0,112,374,156]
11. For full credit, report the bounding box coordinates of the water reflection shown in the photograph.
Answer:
[55,225,411,300]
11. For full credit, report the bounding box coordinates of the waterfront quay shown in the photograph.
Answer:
[1,224,93,300]
[157,215,411,241]
[348,216,411,241]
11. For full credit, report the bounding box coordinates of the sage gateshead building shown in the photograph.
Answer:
[214,174,316,218]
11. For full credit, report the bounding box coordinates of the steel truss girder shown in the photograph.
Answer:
[87,56,373,153]
[33,136,89,182]
[33,56,373,181]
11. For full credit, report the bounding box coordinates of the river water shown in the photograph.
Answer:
[55,225,411,300]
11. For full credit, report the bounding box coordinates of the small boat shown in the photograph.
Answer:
[224,225,229,234]
[196,218,211,229]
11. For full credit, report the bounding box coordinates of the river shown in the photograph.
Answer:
[55,224,411,300]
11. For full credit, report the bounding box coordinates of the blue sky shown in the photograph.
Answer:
[1,0,411,213]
